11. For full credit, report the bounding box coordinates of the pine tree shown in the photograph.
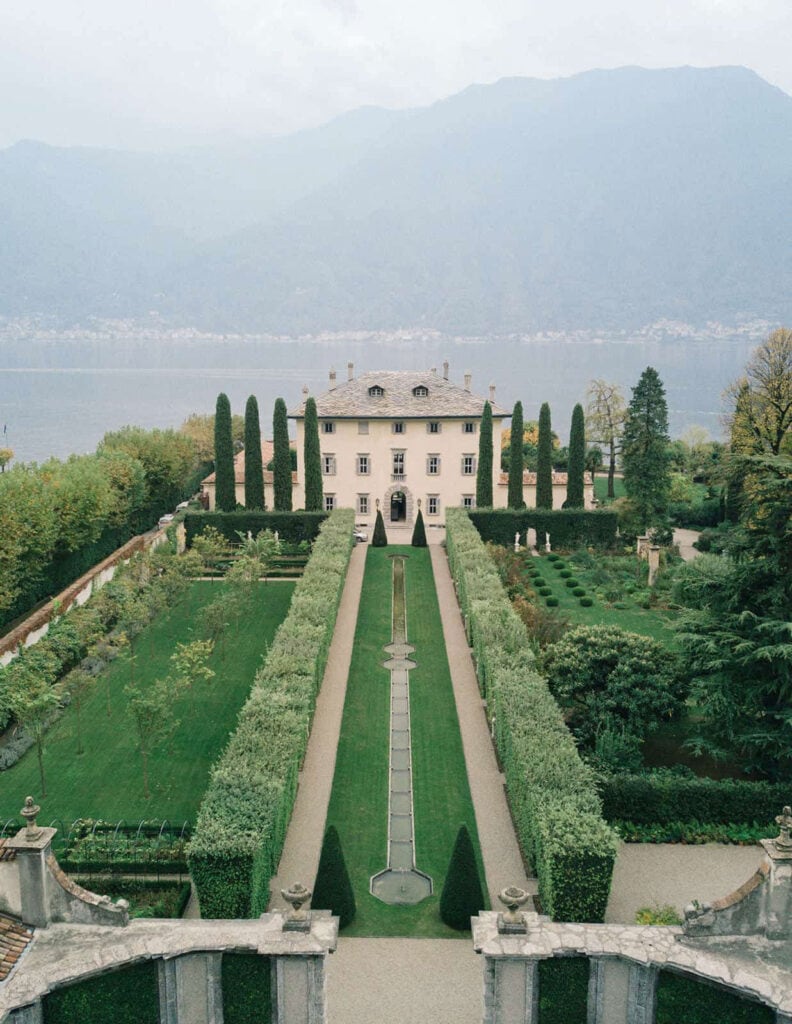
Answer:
[372,509,388,547]
[476,401,493,508]
[507,400,525,509]
[622,367,671,531]
[312,825,356,928]
[411,508,427,546]
[243,395,265,509]
[439,824,485,931]
[536,402,553,509]
[303,397,323,512]
[565,403,586,508]
[214,393,236,512]
[273,397,292,511]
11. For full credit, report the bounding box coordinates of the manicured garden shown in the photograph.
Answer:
[322,545,487,937]
[0,580,294,824]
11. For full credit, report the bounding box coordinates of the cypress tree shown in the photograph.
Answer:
[272,397,292,511]
[243,395,265,510]
[411,508,427,547]
[476,400,494,508]
[439,824,485,931]
[312,825,356,929]
[507,400,525,509]
[565,403,586,509]
[622,367,671,531]
[536,402,553,509]
[214,392,236,512]
[372,509,388,547]
[303,397,323,512]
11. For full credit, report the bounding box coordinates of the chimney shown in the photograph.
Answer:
[329,368,337,391]
[347,362,354,382]
[430,366,437,375]
[443,360,449,380]
[464,371,471,392]
[302,385,309,398]
[489,383,496,403]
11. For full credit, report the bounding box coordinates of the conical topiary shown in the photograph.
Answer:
[439,824,485,931]
[312,825,356,929]
[411,508,427,547]
[372,509,388,547]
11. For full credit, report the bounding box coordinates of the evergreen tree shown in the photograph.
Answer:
[303,397,323,512]
[411,508,427,546]
[312,825,356,928]
[507,400,525,509]
[439,824,485,931]
[536,402,553,509]
[565,403,586,508]
[214,393,236,512]
[622,367,671,530]
[476,401,494,508]
[243,395,264,509]
[372,509,388,547]
[272,397,293,511]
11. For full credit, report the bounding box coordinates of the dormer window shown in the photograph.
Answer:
[412,385,429,397]
[368,385,384,397]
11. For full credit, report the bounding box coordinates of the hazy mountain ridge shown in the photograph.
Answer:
[2,66,791,332]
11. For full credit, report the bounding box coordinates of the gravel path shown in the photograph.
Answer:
[673,527,701,562]
[267,542,367,911]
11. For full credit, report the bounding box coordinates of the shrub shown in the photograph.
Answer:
[313,826,356,929]
[43,961,159,1024]
[538,587,552,597]
[440,824,485,931]
[655,969,774,1024]
[564,578,579,588]
[546,596,559,607]
[579,597,593,607]
[371,510,388,547]
[572,587,586,597]
[222,954,272,1024]
[411,509,427,547]
[538,957,589,1024]
[188,510,354,917]
[445,509,617,922]
[559,569,572,578]
[635,903,683,925]
[547,553,560,562]
[185,511,326,547]
[469,509,619,550]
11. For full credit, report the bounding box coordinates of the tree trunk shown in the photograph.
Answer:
[37,739,47,797]
[142,749,150,799]
[608,441,617,498]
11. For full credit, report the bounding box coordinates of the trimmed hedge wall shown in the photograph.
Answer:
[185,510,328,547]
[538,957,589,1024]
[445,509,617,922]
[43,961,159,1024]
[188,510,354,918]
[655,971,774,1024]
[222,954,272,1024]
[468,509,618,550]
[602,773,792,826]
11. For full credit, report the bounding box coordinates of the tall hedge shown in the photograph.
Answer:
[565,404,585,509]
[468,509,618,550]
[536,402,553,510]
[273,397,293,512]
[185,511,327,547]
[188,510,354,917]
[476,400,494,508]
[445,509,617,921]
[214,393,236,512]
[43,961,159,1024]
[508,400,525,509]
[303,397,323,512]
[244,396,265,510]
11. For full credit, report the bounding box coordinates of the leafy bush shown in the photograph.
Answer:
[579,597,593,607]
[445,509,617,922]
[188,510,354,918]
[185,511,326,547]
[538,957,589,1024]
[222,954,272,1024]
[546,596,559,607]
[572,587,586,597]
[655,969,774,1024]
[614,820,775,844]
[43,961,159,1024]
[564,578,579,588]
[469,509,618,550]
[538,587,552,597]
[635,903,682,925]
[559,569,572,578]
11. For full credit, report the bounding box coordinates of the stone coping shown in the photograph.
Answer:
[472,912,792,1014]
[0,912,338,1014]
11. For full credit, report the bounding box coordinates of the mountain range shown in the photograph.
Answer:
[2,65,791,333]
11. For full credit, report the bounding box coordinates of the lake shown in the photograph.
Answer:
[0,324,768,463]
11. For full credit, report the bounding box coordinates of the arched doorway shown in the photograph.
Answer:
[390,491,406,522]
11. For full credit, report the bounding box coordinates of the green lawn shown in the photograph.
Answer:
[0,581,294,825]
[593,473,626,503]
[324,546,487,937]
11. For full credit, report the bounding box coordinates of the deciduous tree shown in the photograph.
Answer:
[125,678,178,799]
[9,673,60,797]
[586,380,626,499]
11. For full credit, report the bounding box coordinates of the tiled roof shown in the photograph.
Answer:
[497,471,570,486]
[0,914,34,983]
[289,371,507,419]
[202,441,276,485]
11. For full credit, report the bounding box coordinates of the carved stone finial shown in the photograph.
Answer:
[774,806,792,850]
[497,886,530,933]
[281,882,312,930]
[20,796,42,841]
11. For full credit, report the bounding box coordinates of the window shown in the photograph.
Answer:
[392,421,405,434]
[462,454,476,475]
[462,495,475,509]
[462,421,476,434]
[357,494,369,515]
[368,385,384,397]
[322,421,335,434]
[427,421,441,434]
[322,454,336,475]
[356,453,370,475]
[358,420,369,434]
[392,451,405,477]
[324,494,336,511]
[427,495,440,516]
[426,454,440,475]
[412,385,429,397]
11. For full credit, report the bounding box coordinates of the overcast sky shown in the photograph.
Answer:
[2,0,790,151]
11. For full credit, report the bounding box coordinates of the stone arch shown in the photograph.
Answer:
[382,483,415,525]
